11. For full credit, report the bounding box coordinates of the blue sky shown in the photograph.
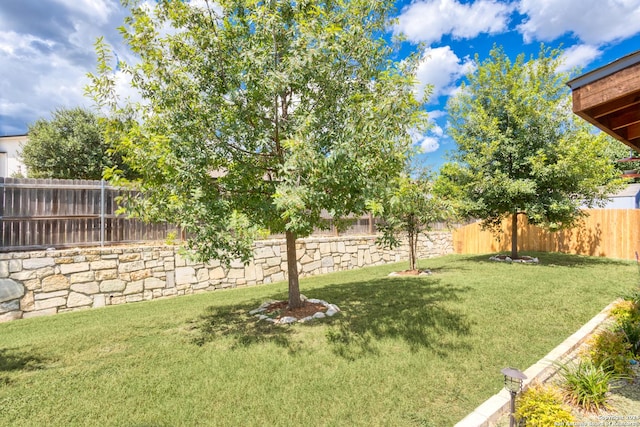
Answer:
[1,0,640,170]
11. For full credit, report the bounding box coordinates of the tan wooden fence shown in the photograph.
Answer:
[452,209,640,260]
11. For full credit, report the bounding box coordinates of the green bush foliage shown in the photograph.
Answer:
[622,288,640,306]
[558,359,622,413]
[21,107,132,180]
[618,320,640,357]
[610,300,640,324]
[586,328,633,375]
[515,382,574,427]
[610,299,640,357]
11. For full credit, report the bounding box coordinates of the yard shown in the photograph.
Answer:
[0,253,637,426]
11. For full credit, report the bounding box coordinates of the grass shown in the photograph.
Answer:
[0,252,637,426]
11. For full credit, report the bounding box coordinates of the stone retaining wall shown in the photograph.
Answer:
[0,232,452,322]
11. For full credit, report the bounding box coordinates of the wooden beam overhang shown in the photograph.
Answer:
[568,50,640,152]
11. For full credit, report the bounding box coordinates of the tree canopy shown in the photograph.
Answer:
[371,169,452,272]
[88,0,427,308]
[437,45,622,259]
[21,107,120,180]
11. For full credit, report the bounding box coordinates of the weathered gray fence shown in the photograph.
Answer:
[0,177,180,251]
[0,177,456,252]
[0,178,384,252]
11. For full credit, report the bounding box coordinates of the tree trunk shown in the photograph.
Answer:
[408,229,416,271]
[285,230,302,309]
[511,211,518,259]
[413,230,419,270]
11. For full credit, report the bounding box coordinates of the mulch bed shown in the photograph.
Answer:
[263,300,328,320]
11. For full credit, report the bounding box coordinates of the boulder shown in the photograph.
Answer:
[0,278,25,303]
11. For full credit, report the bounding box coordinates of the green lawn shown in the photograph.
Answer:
[0,253,637,426]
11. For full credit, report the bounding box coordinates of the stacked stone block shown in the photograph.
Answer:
[0,232,452,322]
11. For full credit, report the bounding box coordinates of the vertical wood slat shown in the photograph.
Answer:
[452,209,640,260]
[0,177,178,251]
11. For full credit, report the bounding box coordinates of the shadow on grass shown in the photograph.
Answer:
[460,252,634,268]
[189,303,297,352]
[0,347,49,385]
[315,277,474,360]
[190,276,473,360]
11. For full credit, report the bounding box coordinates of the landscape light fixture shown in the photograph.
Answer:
[501,367,527,427]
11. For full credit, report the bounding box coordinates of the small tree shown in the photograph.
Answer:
[372,171,452,272]
[21,107,121,180]
[439,45,622,259]
[88,0,427,308]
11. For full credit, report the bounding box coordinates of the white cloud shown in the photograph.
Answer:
[0,0,134,133]
[415,46,475,102]
[430,123,444,137]
[395,0,512,44]
[427,110,447,120]
[0,31,54,57]
[419,136,441,153]
[410,119,444,154]
[52,0,116,24]
[558,44,602,73]
[188,0,223,15]
[518,0,640,44]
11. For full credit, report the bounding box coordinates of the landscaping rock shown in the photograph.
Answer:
[490,255,539,264]
[42,274,70,292]
[0,299,20,314]
[22,257,55,270]
[251,297,340,324]
[0,232,453,323]
[67,292,93,308]
[0,278,25,303]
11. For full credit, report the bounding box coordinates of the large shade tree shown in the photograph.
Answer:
[88,0,427,308]
[437,46,622,259]
[21,107,119,180]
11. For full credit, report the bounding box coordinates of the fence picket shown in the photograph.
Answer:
[0,178,181,251]
[0,177,392,252]
[452,210,640,260]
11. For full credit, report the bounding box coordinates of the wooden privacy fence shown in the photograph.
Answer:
[0,177,179,252]
[0,178,394,252]
[452,209,640,260]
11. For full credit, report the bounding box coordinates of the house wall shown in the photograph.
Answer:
[0,135,27,177]
[0,232,454,322]
[603,196,638,209]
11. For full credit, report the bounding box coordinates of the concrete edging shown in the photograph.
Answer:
[454,300,618,427]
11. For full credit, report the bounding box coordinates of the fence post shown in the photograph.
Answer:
[100,179,105,247]
[0,177,4,247]
[0,177,4,220]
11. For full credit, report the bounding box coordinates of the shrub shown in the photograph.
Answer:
[515,382,574,427]
[618,319,640,357]
[585,329,633,375]
[622,288,640,306]
[557,359,622,413]
[610,300,640,324]
[609,299,640,358]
